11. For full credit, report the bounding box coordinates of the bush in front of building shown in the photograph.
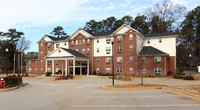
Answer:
[93,71,97,75]
[4,76,22,87]
[184,76,194,80]
[173,75,184,79]
[46,72,52,76]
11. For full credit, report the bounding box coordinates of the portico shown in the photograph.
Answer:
[44,48,89,76]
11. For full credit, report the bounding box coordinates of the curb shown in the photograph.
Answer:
[0,83,28,92]
[101,86,162,90]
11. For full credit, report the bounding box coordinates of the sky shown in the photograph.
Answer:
[0,0,199,52]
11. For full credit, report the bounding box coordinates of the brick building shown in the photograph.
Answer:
[26,24,177,76]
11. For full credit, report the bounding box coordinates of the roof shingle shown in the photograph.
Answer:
[139,46,168,56]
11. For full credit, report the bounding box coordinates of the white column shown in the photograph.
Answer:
[73,58,75,76]
[80,61,82,75]
[65,59,68,76]
[87,61,89,75]
[45,60,47,73]
[52,60,54,76]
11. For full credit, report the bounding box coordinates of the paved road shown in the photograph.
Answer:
[0,76,200,110]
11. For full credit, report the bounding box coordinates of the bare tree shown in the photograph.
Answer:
[16,37,31,52]
[144,0,186,33]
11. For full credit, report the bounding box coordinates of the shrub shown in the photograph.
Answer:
[46,72,52,76]
[4,76,22,87]
[167,71,173,76]
[17,74,21,77]
[98,72,103,76]
[184,76,194,80]
[173,75,184,79]
[105,73,111,76]
[12,75,16,77]
[149,75,151,77]
[93,71,97,75]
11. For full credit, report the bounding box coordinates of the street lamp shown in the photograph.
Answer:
[189,54,192,76]
[111,38,114,86]
[5,48,9,77]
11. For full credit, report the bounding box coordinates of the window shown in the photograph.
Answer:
[97,48,99,53]
[106,68,111,73]
[35,68,37,72]
[142,68,146,73]
[79,48,81,53]
[106,47,111,54]
[96,68,99,73]
[41,51,43,56]
[129,34,133,40]
[41,60,43,64]
[117,57,123,62]
[159,38,162,43]
[97,39,99,43]
[47,60,51,65]
[56,68,59,72]
[129,67,133,73]
[76,49,78,51]
[129,56,133,62]
[147,40,150,44]
[71,41,74,46]
[79,40,81,44]
[76,40,78,45]
[117,67,122,73]
[87,48,90,54]
[47,68,51,72]
[82,48,85,53]
[29,68,32,73]
[87,39,90,45]
[48,43,51,48]
[35,61,37,65]
[56,61,59,65]
[29,61,31,65]
[41,68,43,72]
[48,51,51,54]
[64,42,67,46]
[117,36,122,42]
[106,57,111,63]
[83,39,85,44]
[117,46,122,52]
[41,43,43,48]
[154,56,161,62]
[129,45,133,51]
[56,43,59,48]
[142,56,146,62]
[106,38,111,44]
[154,67,161,73]
[97,58,99,63]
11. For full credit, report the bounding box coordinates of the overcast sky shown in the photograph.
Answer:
[0,0,199,52]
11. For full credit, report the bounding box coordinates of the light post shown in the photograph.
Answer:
[5,48,9,77]
[111,39,114,86]
[189,54,192,76]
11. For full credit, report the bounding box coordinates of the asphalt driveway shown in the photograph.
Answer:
[0,76,199,110]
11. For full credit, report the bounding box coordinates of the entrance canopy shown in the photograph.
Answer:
[44,47,90,76]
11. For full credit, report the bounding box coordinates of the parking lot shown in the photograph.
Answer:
[0,76,199,110]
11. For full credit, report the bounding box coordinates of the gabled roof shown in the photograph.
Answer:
[88,30,115,37]
[61,48,89,58]
[139,46,168,56]
[68,28,93,40]
[46,35,69,41]
[144,33,177,38]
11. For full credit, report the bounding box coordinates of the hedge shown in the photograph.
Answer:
[4,76,22,87]
[46,72,52,76]
[184,76,194,80]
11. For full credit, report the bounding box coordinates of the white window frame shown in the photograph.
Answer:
[48,51,51,54]
[106,68,111,73]
[106,38,111,44]
[129,56,133,62]
[71,41,74,46]
[117,57,122,62]
[129,67,133,73]
[129,34,133,40]
[41,51,43,56]
[117,36,122,42]
[97,58,99,63]
[142,56,146,62]
[96,68,99,73]
[41,43,43,48]
[76,40,78,45]
[56,68,59,72]
[41,68,43,72]
[87,48,90,54]
[82,48,85,53]
[117,67,122,73]
[106,47,111,54]
[117,46,122,52]
[29,68,32,72]
[79,40,81,44]
[129,45,133,51]
[48,43,51,48]
[83,39,85,44]
[87,39,90,44]
[35,61,37,65]
[154,56,161,62]
[56,61,59,65]
[154,67,161,73]
[41,60,43,64]
[47,68,51,72]
[35,68,37,72]
[142,68,146,73]
[106,57,111,63]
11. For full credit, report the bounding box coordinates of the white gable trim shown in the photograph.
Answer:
[68,28,93,40]
[44,48,74,59]
[37,35,53,43]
